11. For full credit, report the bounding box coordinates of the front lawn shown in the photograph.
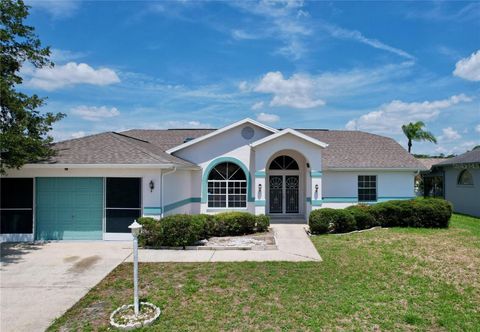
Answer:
[48,214,480,331]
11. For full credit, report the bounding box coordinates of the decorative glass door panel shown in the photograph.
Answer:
[269,176,283,213]
[285,176,299,213]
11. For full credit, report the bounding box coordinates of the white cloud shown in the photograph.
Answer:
[71,106,120,122]
[322,23,415,60]
[440,127,461,141]
[251,101,264,110]
[149,120,212,129]
[50,49,87,62]
[453,50,480,81]
[24,62,120,91]
[476,124,480,133]
[255,71,325,109]
[435,140,479,156]
[346,94,472,134]
[71,131,86,139]
[256,112,280,123]
[26,0,80,18]
[231,29,260,40]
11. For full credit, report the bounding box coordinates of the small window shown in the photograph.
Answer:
[358,175,377,202]
[207,162,247,208]
[269,155,299,170]
[457,170,474,186]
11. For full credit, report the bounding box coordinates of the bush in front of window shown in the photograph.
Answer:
[212,212,257,236]
[360,198,452,228]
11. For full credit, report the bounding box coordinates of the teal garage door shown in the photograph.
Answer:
[36,178,103,240]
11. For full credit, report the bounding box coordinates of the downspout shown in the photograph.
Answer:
[161,167,176,218]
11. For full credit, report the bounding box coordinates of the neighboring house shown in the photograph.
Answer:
[416,158,448,198]
[1,118,425,242]
[431,149,480,217]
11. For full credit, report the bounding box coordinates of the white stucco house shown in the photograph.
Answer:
[1,118,426,242]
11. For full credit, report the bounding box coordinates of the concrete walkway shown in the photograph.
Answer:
[135,224,322,262]
[1,242,131,332]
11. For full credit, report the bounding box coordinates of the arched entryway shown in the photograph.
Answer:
[266,152,306,216]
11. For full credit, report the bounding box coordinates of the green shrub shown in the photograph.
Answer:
[369,198,452,228]
[309,208,356,234]
[254,214,270,232]
[308,209,331,234]
[213,212,256,236]
[346,205,377,229]
[159,214,205,247]
[137,217,162,247]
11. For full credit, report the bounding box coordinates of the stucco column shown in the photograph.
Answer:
[310,170,323,212]
[254,170,266,215]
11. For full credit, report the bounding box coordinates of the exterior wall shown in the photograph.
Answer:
[162,169,198,215]
[444,167,480,217]
[173,123,273,214]
[321,170,416,208]
[1,167,164,241]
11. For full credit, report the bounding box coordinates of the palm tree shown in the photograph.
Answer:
[401,121,437,153]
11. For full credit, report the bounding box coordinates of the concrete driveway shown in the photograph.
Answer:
[1,241,131,332]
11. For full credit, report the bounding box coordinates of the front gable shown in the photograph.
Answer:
[170,119,276,166]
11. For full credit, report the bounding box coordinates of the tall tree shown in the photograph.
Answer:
[401,121,437,153]
[0,0,64,174]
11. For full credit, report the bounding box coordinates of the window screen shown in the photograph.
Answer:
[106,178,141,233]
[0,178,33,234]
[358,175,377,202]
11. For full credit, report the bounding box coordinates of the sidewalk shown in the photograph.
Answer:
[134,224,322,262]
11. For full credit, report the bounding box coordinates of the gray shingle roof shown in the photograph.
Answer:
[123,128,425,170]
[435,149,480,166]
[42,132,194,166]
[41,127,423,169]
[416,158,449,170]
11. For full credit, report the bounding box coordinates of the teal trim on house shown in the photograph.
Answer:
[255,200,266,206]
[311,200,323,206]
[164,197,201,213]
[306,197,311,202]
[323,197,358,203]
[255,171,266,178]
[310,170,323,178]
[144,207,162,215]
[377,196,414,202]
[201,157,254,203]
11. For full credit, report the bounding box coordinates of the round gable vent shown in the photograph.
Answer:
[241,126,255,139]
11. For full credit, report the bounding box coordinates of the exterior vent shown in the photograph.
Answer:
[183,137,195,143]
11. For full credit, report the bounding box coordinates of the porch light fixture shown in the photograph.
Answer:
[149,180,154,192]
[258,183,262,193]
[315,184,319,193]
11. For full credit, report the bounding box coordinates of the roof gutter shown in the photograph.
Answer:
[21,163,201,170]
[161,167,176,218]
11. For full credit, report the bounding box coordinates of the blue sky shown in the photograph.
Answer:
[22,0,479,155]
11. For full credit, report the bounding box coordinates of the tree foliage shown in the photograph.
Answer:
[401,121,437,153]
[0,0,64,174]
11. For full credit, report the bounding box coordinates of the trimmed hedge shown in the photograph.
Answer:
[138,212,270,248]
[309,198,452,234]
[309,208,355,234]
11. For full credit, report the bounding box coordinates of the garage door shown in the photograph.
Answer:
[36,178,103,240]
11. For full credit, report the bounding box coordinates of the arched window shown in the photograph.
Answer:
[269,155,299,170]
[207,162,247,208]
[457,169,474,185]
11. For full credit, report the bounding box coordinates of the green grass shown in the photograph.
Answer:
[48,214,480,331]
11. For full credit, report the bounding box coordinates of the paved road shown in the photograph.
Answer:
[0,242,131,332]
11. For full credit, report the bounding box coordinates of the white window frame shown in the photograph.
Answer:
[207,163,247,209]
